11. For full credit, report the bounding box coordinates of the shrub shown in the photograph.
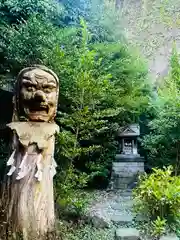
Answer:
[61,224,115,240]
[133,166,180,238]
[54,165,90,218]
[0,0,63,24]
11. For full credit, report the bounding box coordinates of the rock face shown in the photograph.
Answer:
[115,228,140,240]
[121,0,180,83]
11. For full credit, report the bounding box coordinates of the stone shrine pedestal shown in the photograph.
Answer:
[110,124,144,190]
[111,154,144,189]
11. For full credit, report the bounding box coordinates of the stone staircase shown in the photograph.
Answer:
[87,189,179,240]
[115,229,179,240]
[113,190,179,240]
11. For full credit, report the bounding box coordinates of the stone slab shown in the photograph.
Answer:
[113,162,144,168]
[113,175,136,184]
[113,178,137,190]
[114,177,132,184]
[160,234,179,240]
[115,228,140,240]
[111,214,133,225]
[112,171,140,177]
[115,154,144,162]
[113,182,128,189]
[112,162,144,176]
[111,200,133,210]
[120,190,133,197]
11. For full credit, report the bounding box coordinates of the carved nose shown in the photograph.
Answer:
[34,90,46,102]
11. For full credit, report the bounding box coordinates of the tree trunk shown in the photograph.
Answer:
[6,122,58,239]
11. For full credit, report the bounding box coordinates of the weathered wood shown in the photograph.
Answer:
[7,123,59,237]
[5,66,59,239]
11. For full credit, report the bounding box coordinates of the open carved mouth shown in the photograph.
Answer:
[26,103,50,115]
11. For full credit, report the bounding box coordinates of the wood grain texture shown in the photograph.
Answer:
[7,122,59,237]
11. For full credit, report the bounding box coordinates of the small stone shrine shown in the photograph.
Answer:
[111,124,144,190]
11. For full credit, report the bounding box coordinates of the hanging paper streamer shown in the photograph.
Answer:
[7,166,16,176]
[16,152,28,180]
[7,150,16,166]
[50,157,57,178]
[35,153,43,182]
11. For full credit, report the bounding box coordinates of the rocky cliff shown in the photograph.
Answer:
[120,0,180,83]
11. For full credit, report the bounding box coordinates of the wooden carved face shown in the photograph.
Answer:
[16,67,59,122]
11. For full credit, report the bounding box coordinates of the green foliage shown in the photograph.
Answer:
[151,217,167,237]
[91,43,150,120]
[48,20,150,189]
[133,166,180,237]
[0,0,150,199]
[142,45,180,172]
[51,22,119,187]
[0,1,150,189]
[0,16,61,78]
[60,0,124,42]
[55,165,89,217]
[60,223,115,240]
[0,0,63,24]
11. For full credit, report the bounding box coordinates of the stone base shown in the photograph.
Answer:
[110,155,144,190]
[115,228,140,240]
[115,154,144,162]
[112,161,144,176]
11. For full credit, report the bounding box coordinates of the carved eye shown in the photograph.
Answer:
[43,88,51,93]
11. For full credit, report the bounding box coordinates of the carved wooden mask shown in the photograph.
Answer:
[14,66,59,122]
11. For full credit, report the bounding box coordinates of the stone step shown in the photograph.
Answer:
[115,228,140,240]
[120,190,133,197]
[111,200,133,211]
[115,228,178,240]
[111,214,133,225]
[160,234,179,240]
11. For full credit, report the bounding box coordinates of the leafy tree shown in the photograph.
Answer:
[0,16,61,79]
[142,44,180,174]
[43,19,150,189]
[59,0,124,42]
[0,0,64,85]
[0,0,150,191]
[0,0,63,24]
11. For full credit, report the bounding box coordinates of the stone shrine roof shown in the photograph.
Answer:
[118,124,140,137]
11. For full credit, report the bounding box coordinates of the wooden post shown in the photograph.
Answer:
[5,66,59,238]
